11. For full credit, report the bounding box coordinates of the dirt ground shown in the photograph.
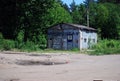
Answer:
[0,51,120,81]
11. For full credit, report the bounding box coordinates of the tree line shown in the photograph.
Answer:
[0,0,120,47]
[70,0,120,39]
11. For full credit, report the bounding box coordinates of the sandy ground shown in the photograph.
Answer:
[0,51,120,81]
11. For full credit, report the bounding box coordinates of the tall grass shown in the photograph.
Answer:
[0,39,15,51]
[0,33,42,51]
[1,32,120,54]
[0,39,42,51]
[90,39,120,55]
[18,41,41,52]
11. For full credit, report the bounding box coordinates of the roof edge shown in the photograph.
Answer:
[48,22,97,31]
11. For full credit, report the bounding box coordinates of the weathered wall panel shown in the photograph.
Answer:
[47,23,97,50]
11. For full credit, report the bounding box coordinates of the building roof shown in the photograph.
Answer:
[49,23,97,31]
[64,23,96,31]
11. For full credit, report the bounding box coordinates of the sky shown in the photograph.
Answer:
[61,0,85,5]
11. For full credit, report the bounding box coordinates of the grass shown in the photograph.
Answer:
[90,39,120,55]
[31,48,81,54]
[0,33,120,55]
[0,38,81,54]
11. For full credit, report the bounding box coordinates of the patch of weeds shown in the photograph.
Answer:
[90,39,120,55]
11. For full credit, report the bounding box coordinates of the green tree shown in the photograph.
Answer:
[98,0,120,4]
[0,0,72,48]
[17,0,72,46]
[102,3,120,39]
[45,2,72,27]
[70,0,76,12]
[18,0,55,42]
[56,0,70,13]
[89,2,120,39]
[71,4,86,25]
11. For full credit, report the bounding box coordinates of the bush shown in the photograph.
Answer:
[37,34,47,49]
[71,48,80,51]
[20,41,40,51]
[90,39,120,55]
[0,33,3,39]
[2,40,15,50]
[0,32,46,51]
[0,39,3,50]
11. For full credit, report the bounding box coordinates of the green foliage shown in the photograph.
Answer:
[71,1,120,39]
[0,0,120,52]
[90,40,120,55]
[37,34,47,49]
[96,4,109,25]
[95,3,120,39]
[16,30,24,42]
[0,39,3,50]
[0,39,15,50]
[70,0,76,12]
[20,41,39,51]
[71,4,87,25]
[0,33,3,39]
[45,2,72,26]
[71,48,80,51]
[98,0,120,4]
[71,5,83,24]
[3,40,15,50]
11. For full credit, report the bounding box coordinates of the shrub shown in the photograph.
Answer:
[37,34,47,49]
[0,39,3,50]
[20,41,40,51]
[0,33,3,39]
[90,39,120,55]
[71,48,80,51]
[0,33,3,49]
[2,40,15,50]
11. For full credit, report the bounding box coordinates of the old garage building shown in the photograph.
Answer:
[47,23,97,50]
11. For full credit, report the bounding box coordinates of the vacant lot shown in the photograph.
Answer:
[0,51,120,81]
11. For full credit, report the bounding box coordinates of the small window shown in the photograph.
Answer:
[67,35,72,40]
[84,38,87,43]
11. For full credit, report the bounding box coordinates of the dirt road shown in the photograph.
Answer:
[0,52,120,81]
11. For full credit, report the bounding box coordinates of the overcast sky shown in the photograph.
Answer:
[61,0,85,5]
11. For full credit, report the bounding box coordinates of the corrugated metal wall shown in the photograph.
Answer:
[47,24,97,50]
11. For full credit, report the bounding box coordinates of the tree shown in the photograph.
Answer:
[71,4,86,25]
[45,2,72,27]
[102,3,120,39]
[0,0,18,39]
[84,0,97,27]
[0,0,72,47]
[16,0,56,42]
[62,3,70,13]
[56,0,70,13]
[17,0,72,46]
[89,2,120,39]
[98,0,120,4]
[70,0,76,12]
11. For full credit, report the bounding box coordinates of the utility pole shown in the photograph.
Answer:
[86,0,90,27]
[87,8,89,27]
